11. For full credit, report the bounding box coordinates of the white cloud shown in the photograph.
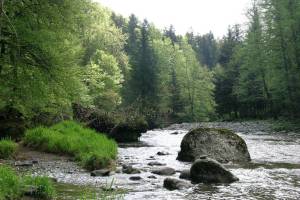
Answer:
[94,0,251,38]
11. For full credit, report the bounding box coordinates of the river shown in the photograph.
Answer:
[27,122,300,200]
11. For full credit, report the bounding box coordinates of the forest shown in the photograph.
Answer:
[1,0,300,129]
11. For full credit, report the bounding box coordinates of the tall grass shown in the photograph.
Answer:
[23,121,118,170]
[0,165,22,200]
[0,139,18,159]
[0,165,55,200]
[23,176,55,199]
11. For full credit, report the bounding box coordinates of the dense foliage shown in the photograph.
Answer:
[24,121,117,170]
[0,0,215,128]
[0,0,299,130]
[212,0,300,119]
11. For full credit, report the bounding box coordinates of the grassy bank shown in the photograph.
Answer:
[0,139,18,159]
[23,121,118,170]
[0,165,55,200]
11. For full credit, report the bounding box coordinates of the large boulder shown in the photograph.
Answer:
[73,104,149,143]
[72,104,116,134]
[190,158,239,184]
[109,119,148,143]
[177,128,251,163]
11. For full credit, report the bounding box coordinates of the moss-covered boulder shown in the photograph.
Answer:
[72,104,116,134]
[109,118,148,143]
[177,128,251,163]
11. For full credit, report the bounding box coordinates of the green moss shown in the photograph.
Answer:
[24,121,118,170]
[192,127,243,141]
[0,139,18,159]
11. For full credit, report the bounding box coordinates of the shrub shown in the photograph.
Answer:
[24,121,117,170]
[0,106,26,140]
[0,139,18,159]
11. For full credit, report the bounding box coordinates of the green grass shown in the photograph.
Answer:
[0,139,18,159]
[0,165,22,200]
[23,176,55,199]
[23,121,118,170]
[0,165,55,200]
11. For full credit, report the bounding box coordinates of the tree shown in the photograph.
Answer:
[214,25,243,119]
[164,25,178,45]
[186,32,219,69]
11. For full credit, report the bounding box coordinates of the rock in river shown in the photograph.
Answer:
[109,119,148,143]
[148,161,166,166]
[163,178,192,190]
[129,176,142,181]
[14,160,35,167]
[157,151,170,156]
[122,165,141,174]
[151,167,175,176]
[190,158,239,184]
[177,128,251,163]
[91,169,111,177]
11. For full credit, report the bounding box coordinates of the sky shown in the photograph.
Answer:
[95,0,251,38]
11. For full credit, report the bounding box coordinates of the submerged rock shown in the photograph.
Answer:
[190,158,239,184]
[157,151,170,156]
[177,128,251,163]
[179,169,191,180]
[147,175,157,179]
[163,178,192,190]
[151,167,175,176]
[148,161,166,166]
[129,176,142,181]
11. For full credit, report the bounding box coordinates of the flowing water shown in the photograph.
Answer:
[23,122,300,200]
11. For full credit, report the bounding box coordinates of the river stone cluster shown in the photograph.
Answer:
[177,128,251,163]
